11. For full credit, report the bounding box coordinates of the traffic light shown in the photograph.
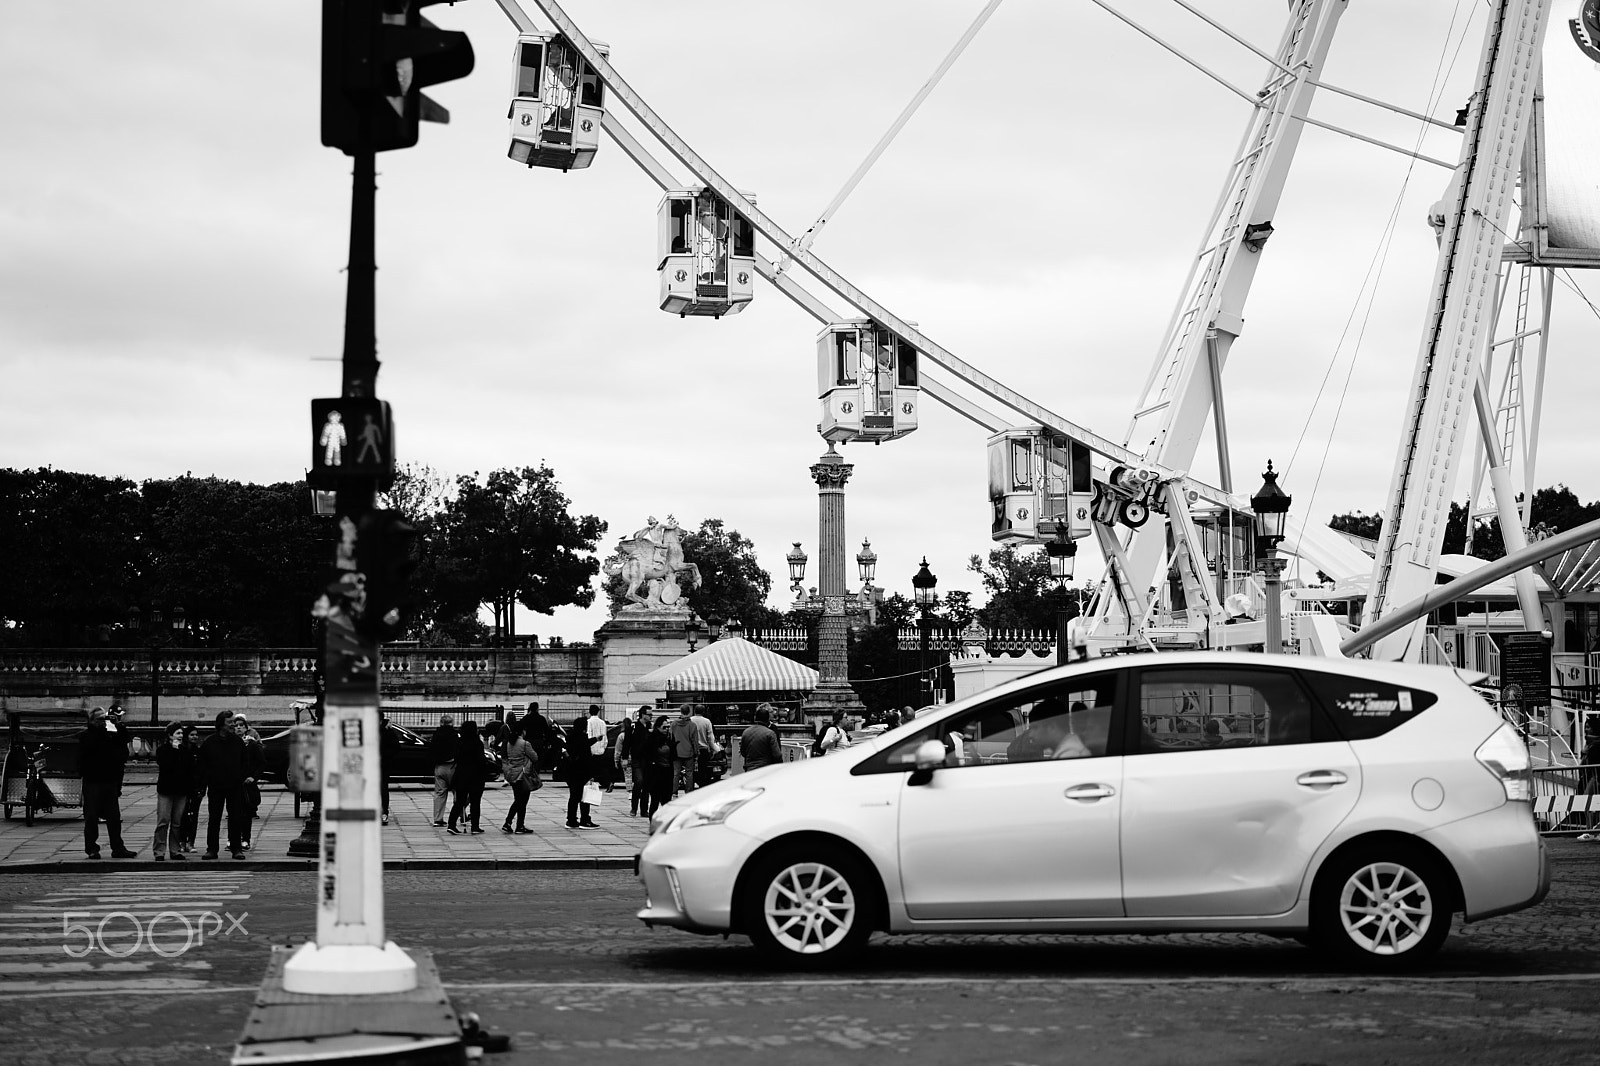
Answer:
[322,0,475,155]
[356,510,422,641]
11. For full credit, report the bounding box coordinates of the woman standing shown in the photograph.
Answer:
[447,720,488,835]
[153,722,192,861]
[564,716,597,830]
[178,724,204,853]
[646,717,675,818]
[499,721,538,834]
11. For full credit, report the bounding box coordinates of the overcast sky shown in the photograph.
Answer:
[4,1,1598,644]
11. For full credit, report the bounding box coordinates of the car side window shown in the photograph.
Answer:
[1299,673,1438,740]
[871,672,1120,771]
[1135,666,1322,753]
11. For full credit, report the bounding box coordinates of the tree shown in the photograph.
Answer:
[0,468,143,645]
[602,516,781,627]
[968,545,1068,630]
[1328,510,1384,541]
[379,462,453,525]
[432,466,606,643]
[140,476,329,646]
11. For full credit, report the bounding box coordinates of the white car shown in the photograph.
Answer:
[636,653,1549,970]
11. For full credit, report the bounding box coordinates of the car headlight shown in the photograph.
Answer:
[659,787,764,834]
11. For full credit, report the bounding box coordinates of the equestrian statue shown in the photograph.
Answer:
[603,515,702,610]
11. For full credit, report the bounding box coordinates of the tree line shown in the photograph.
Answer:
[0,464,1097,654]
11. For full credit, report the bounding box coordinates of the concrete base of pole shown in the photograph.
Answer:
[234,946,462,1065]
[281,941,418,995]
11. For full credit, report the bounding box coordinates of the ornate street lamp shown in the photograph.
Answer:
[787,542,809,597]
[1250,461,1293,654]
[726,618,746,641]
[855,538,877,585]
[686,613,702,653]
[706,615,725,642]
[128,604,185,723]
[1046,531,1079,665]
[912,558,938,703]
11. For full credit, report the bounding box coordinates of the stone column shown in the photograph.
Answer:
[803,444,864,719]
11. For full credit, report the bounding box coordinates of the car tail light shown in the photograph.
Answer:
[1475,723,1532,802]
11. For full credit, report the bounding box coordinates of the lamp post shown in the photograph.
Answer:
[855,538,881,625]
[686,613,702,653]
[912,558,938,704]
[1250,461,1292,655]
[1046,532,1079,665]
[128,605,185,724]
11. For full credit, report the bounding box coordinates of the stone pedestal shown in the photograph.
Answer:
[597,608,696,715]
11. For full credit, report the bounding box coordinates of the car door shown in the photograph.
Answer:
[895,670,1127,920]
[1119,664,1361,917]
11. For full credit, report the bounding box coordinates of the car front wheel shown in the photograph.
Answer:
[742,848,874,966]
[1313,846,1452,969]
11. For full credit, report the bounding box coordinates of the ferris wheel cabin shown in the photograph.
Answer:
[508,33,609,171]
[657,188,757,318]
[987,428,1094,544]
[817,320,919,443]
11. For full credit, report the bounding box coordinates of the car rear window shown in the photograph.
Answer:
[1300,673,1439,740]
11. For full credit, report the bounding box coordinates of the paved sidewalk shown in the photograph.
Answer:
[0,778,651,872]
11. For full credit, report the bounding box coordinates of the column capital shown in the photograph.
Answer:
[810,451,854,490]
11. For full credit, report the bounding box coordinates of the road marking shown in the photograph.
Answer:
[0,872,253,994]
[442,973,1600,991]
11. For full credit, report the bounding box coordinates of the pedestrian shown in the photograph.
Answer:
[564,715,598,829]
[499,720,539,834]
[614,709,636,795]
[198,711,249,860]
[647,717,675,816]
[429,713,458,827]
[522,701,556,771]
[585,705,611,790]
[625,706,654,816]
[447,720,488,835]
[816,708,851,756]
[153,722,193,862]
[739,705,783,772]
[689,704,721,787]
[379,713,397,825]
[669,707,699,797]
[179,723,204,853]
[232,714,265,850]
[79,706,136,859]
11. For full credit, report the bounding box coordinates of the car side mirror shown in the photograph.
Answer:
[906,739,946,787]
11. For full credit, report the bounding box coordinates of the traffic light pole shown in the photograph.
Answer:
[282,134,415,995]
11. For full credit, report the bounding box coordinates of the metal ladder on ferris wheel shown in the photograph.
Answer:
[1121,1,1330,462]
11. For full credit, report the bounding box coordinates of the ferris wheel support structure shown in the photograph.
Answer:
[1080,0,1348,646]
[1362,0,1553,661]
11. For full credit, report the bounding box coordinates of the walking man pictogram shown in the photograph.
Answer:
[320,411,346,467]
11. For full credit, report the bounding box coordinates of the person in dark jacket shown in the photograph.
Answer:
[429,714,458,827]
[153,721,194,861]
[739,705,784,773]
[232,714,265,851]
[198,711,249,860]
[564,716,597,829]
[623,706,655,816]
[79,705,136,859]
[446,720,488,835]
[646,717,675,818]
[178,723,204,853]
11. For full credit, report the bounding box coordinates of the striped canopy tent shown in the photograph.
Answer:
[629,636,819,693]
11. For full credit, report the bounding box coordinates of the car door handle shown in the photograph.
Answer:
[1064,783,1116,801]
[1296,770,1348,789]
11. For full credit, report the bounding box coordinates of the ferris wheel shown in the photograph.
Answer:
[484,0,1596,662]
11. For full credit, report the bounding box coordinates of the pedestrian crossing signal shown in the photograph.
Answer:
[310,398,394,486]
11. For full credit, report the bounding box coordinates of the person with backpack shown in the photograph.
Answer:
[813,709,851,757]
